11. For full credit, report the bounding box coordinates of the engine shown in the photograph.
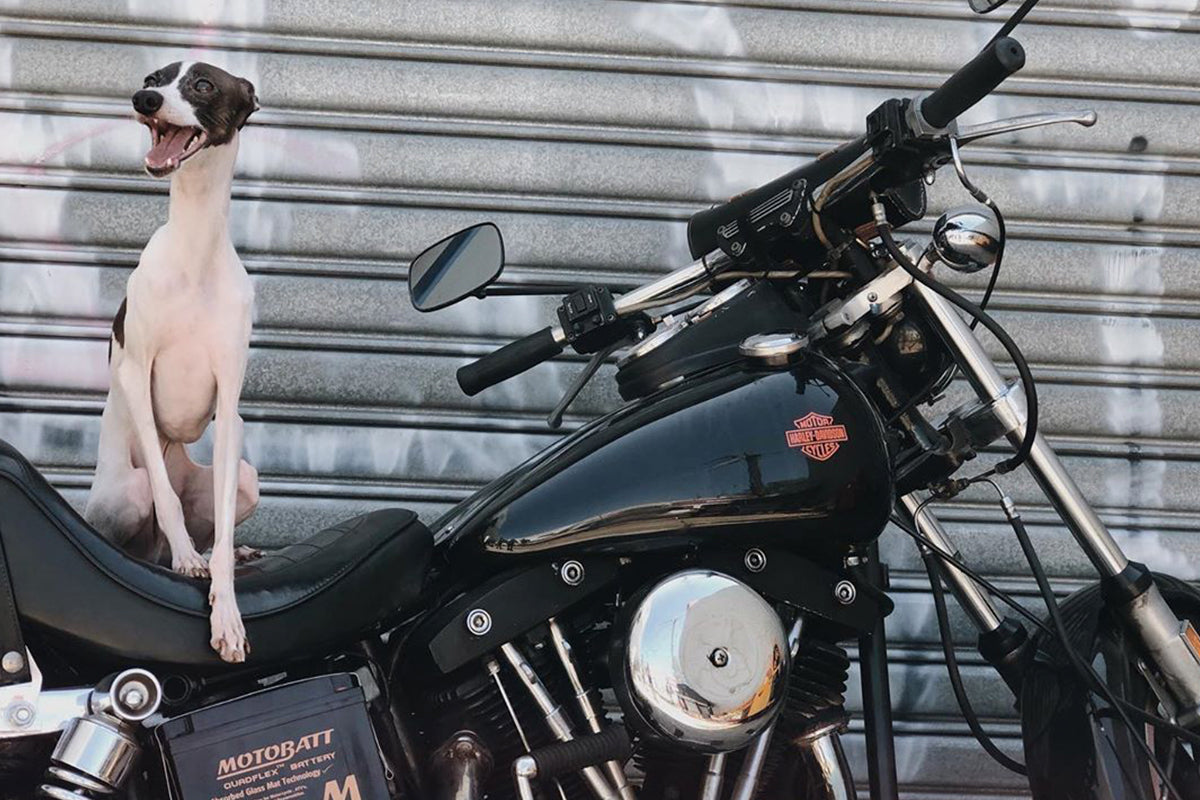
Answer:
[416,603,610,800]
[414,567,853,799]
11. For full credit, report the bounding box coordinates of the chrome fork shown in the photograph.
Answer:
[913,282,1200,725]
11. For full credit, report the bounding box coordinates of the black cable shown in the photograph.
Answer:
[971,202,1006,329]
[1094,705,1200,751]
[921,545,1028,774]
[890,513,1055,639]
[994,486,1182,800]
[883,205,1003,426]
[899,497,1183,795]
[877,223,1037,474]
[991,0,1043,43]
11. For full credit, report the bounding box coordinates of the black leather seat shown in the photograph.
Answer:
[0,440,432,669]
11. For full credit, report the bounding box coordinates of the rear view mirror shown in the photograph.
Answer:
[968,0,1011,11]
[408,223,505,312]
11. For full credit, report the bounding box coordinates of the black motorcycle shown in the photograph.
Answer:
[3,0,1199,798]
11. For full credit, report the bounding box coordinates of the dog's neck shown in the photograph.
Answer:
[166,133,239,249]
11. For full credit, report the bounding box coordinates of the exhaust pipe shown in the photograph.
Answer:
[430,731,492,800]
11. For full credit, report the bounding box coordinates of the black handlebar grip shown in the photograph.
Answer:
[530,726,632,780]
[920,36,1025,130]
[457,326,564,396]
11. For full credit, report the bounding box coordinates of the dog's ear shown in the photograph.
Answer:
[236,78,260,129]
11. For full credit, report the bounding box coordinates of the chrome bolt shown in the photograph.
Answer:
[560,560,586,586]
[465,608,493,637]
[709,648,730,668]
[834,580,857,605]
[120,682,149,712]
[867,292,878,302]
[1,651,24,674]
[744,548,767,573]
[6,701,34,727]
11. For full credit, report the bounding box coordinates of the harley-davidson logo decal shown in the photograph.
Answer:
[786,412,848,462]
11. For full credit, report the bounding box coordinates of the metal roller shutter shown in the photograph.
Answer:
[1,1,1196,796]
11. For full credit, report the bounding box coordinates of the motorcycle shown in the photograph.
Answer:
[2,0,1198,798]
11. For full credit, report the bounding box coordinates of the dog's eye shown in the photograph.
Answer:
[143,74,158,88]
[195,78,214,93]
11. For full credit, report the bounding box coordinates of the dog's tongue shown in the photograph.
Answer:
[145,126,194,171]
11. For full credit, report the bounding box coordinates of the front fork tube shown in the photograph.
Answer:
[914,282,1200,723]
[899,494,1033,696]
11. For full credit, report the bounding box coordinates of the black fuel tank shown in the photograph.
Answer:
[439,356,893,560]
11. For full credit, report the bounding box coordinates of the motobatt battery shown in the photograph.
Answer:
[155,673,390,800]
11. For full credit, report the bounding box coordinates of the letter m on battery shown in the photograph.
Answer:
[323,776,362,800]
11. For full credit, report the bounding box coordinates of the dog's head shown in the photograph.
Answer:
[132,61,259,178]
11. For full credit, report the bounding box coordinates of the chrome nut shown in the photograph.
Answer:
[465,609,492,636]
[6,701,35,727]
[834,580,857,605]
[1,650,25,675]
[744,548,767,573]
[560,560,586,586]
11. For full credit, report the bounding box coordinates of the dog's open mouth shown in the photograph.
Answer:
[143,119,208,177]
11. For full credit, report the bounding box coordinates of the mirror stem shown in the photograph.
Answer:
[479,283,637,298]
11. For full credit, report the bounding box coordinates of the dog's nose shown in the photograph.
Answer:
[132,90,163,116]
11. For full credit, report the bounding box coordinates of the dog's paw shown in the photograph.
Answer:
[209,593,250,663]
[234,545,263,563]
[172,549,210,578]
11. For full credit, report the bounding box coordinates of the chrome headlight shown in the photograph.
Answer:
[931,204,1001,274]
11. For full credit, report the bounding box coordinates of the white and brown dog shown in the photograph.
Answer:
[85,62,261,663]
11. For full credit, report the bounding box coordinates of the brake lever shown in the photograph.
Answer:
[546,341,621,430]
[954,110,1097,145]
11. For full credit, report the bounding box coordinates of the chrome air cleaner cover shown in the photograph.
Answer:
[615,570,790,751]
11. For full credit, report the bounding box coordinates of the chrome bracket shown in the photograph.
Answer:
[0,651,89,739]
[942,380,1027,449]
[810,264,913,341]
[906,94,958,138]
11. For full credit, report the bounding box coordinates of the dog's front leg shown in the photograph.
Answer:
[114,359,209,577]
[208,379,249,663]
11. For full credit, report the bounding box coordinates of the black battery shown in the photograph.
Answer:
[155,673,390,800]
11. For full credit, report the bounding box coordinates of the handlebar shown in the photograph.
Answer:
[455,35,1043,396]
[917,37,1025,130]
[455,258,721,394]
[457,326,564,396]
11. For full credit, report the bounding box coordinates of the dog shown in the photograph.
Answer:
[84,61,261,663]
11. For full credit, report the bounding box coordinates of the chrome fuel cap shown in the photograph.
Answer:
[739,332,807,366]
[620,570,790,751]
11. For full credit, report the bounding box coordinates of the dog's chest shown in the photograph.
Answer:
[150,336,217,442]
[130,243,252,443]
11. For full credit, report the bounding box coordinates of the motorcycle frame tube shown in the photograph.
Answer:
[899,494,1004,634]
[858,541,899,800]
